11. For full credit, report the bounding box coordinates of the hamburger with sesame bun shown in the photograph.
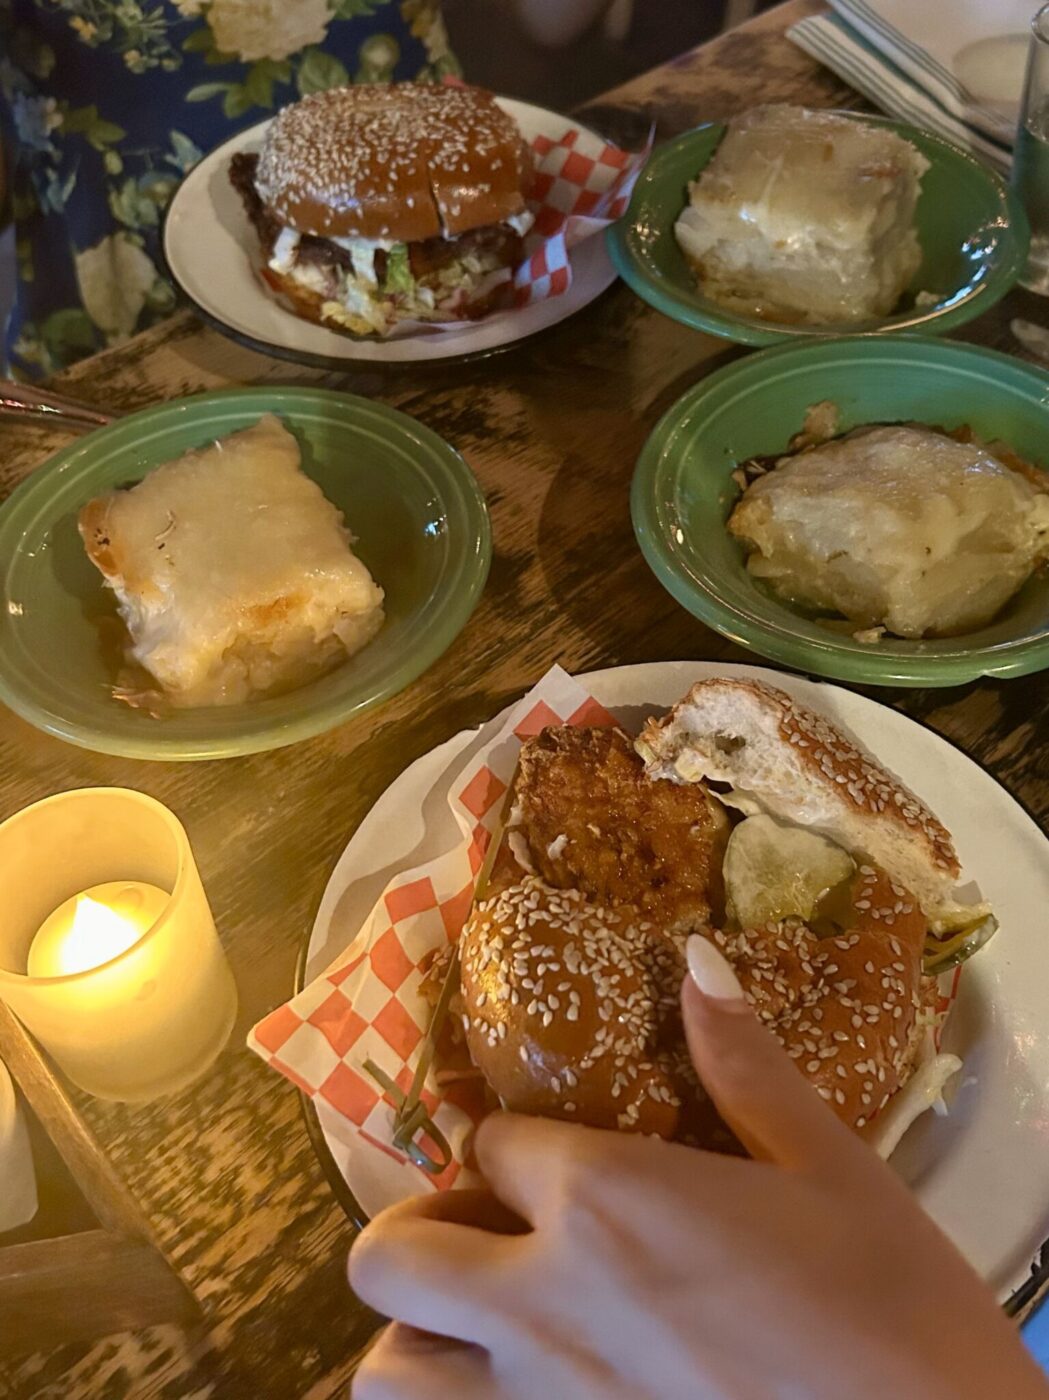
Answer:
[456,680,996,1160]
[229,82,533,338]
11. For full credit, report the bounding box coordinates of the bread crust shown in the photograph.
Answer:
[78,497,120,579]
[637,679,960,916]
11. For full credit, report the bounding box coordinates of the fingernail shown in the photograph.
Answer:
[686,935,746,1003]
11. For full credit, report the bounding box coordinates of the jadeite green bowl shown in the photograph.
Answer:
[632,337,1049,687]
[608,114,1029,345]
[0,388,491,759]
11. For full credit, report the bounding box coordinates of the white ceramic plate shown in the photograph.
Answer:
[163,98,617,368]
[304,661,1049,1301]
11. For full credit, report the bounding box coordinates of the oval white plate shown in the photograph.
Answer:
[305,660,1049,1300]
[163,97,617,367]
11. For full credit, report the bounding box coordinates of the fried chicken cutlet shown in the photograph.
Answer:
[510,725,730,929]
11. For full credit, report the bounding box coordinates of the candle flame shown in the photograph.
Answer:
[56,896,143,976]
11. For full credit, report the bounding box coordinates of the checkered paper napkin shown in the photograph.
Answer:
[511,124,651,307]
[248,666,617,1204]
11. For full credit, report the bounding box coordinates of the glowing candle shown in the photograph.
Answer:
[0,790,237,1102]
[27,883,168,979]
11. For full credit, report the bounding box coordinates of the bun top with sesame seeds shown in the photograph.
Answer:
[635,678,973,930]
[458,765,933,1147]
[254,82,529,243]
[713,862,932,1138]
[458,724,733,1144]
[460,843,724,1142]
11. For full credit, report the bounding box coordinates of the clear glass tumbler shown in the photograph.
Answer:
[1013,2,1049,294]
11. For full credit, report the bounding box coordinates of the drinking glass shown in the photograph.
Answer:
[1013,2,1049,294]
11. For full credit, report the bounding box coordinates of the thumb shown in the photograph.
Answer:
[682,934,863,1172]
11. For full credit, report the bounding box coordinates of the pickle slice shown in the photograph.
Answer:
[724,814,855,929]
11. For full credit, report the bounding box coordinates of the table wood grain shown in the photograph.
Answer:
[2,3,1048,1394]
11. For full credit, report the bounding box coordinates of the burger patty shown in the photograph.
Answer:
[229,152,524,285]
[230,152,355,272]
[407,222,523,278]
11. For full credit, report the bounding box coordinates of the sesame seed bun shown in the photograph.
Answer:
[636,678,963,927]
[461,847,931,1141]
[461,844,710,1140]
[456,705,964,1151]
[460,726,732,1144]
[254,82,530,242]
[715,863,931,1133]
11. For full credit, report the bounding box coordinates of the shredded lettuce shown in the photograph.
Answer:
[383,244,414,295]
[301,243,507,336]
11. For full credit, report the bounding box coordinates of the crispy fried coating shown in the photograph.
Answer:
[512,725,730,931]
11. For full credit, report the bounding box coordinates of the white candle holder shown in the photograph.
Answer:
[0,789,237,1102]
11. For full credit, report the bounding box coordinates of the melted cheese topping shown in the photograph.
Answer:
[730,425,1049,638]
[674,104,929,324]
[81,414,384,706]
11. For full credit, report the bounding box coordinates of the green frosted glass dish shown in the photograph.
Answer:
[0,388,491,759]
[631,337,1049,687]
[608,114,1028,344]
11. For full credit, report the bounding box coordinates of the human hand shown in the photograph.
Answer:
[349,936,1047,1400]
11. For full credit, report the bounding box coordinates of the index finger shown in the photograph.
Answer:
[472,1111,610,1223]
[472,1110,722,1224]
[350,1210,522,1346]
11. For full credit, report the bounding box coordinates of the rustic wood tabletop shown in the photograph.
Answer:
[2,2,1048,1395]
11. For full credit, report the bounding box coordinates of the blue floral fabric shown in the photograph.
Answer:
[0,0,459,376]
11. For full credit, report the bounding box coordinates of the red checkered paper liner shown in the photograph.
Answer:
[511,124,652,307]
[248,666,618,1206]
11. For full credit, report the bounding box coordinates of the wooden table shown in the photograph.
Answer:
[2,2,1048,1394]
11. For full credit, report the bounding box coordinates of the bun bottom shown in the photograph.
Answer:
[259,266,333,330]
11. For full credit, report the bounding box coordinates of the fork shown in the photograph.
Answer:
[0,380,118,433]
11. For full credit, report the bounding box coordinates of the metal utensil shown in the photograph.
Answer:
[0,380,118,433]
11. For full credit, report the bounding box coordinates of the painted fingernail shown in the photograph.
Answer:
[686,935,746,1003]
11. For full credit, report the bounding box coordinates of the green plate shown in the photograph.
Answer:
[608,114,1028,344]
[632,337,1049,687]
[0,388,491,759]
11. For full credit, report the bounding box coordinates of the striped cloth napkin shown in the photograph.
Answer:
[789,0,1037,169]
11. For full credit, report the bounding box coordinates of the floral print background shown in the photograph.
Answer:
[0,0,459,376]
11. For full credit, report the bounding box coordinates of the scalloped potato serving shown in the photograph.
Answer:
[728,418,1049,639]
[674,104,929,325]
[78,414,385,708]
